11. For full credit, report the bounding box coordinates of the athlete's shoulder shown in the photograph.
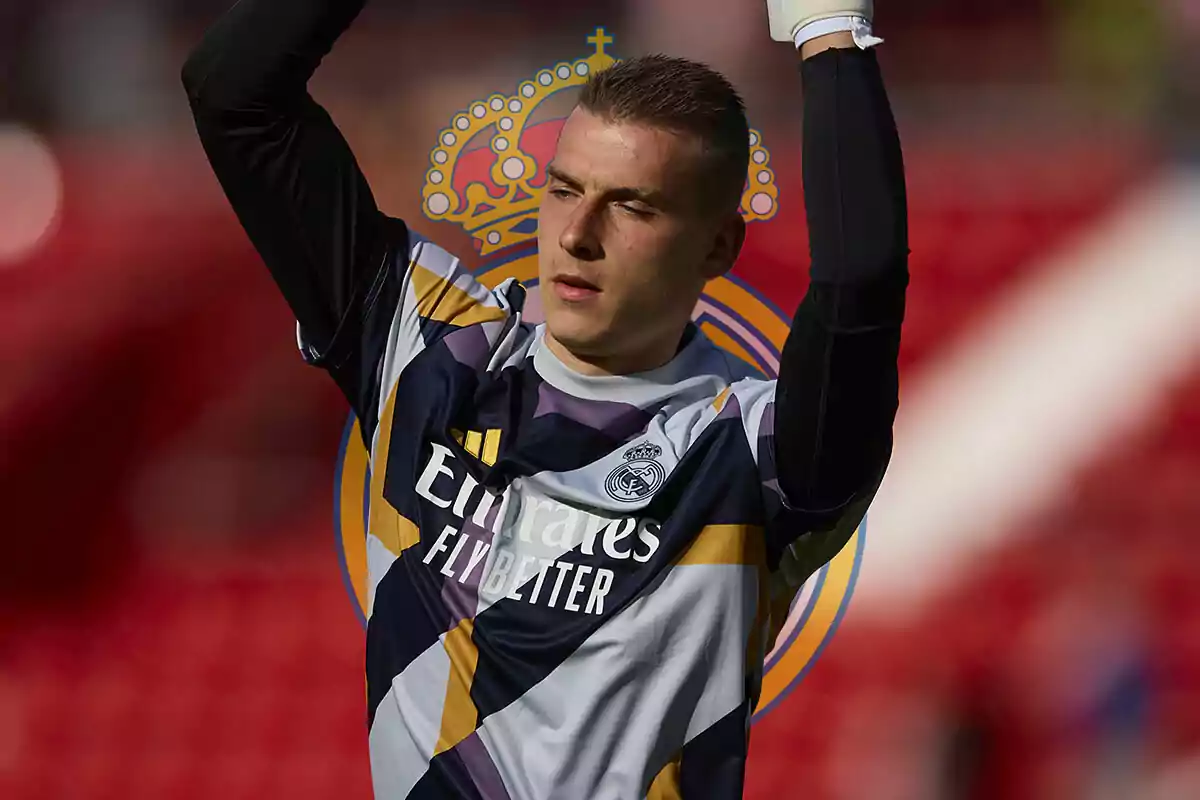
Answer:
[687,329,775,396]
[677,330,777,456]
[401,231,526,328]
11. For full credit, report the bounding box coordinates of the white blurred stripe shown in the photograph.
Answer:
[856,168,1200,618]
[1146,753,1200,800]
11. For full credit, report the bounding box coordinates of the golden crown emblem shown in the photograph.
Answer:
[421,28,779,257]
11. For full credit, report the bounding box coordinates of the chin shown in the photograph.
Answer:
[544,312,610,355]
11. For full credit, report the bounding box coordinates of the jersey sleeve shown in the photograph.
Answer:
[727,376,879,575]
[182,0,391,428]
[182,0,528,456]
[737,46,906,592]
[724,373,881,652]
[182,0,524,447]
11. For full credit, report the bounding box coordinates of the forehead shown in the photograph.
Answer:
[550,108,705,191]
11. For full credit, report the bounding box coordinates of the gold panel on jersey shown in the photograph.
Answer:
[434,618,481,755]
[674,524,766,569]
[646,752,683,800]
[412,264,507,327]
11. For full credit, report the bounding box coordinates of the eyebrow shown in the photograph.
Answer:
[545,164,665,207]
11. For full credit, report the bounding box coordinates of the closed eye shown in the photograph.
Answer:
[618,202,654,218]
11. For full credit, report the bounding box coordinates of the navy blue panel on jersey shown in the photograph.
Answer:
[465,411,768,726]
[678,699,752,797]
[366,552,457,727]
[405,732,503,800]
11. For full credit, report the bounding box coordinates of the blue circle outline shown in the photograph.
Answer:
[762,562,828,673]
[333,415,368,628]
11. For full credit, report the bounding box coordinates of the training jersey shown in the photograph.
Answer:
[183,0,907,795]
[299,231,869,799]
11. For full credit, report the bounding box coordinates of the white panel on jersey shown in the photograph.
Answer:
[365,533,400,620]
[368,638,452,797]
[475,561,760,799]
[526,326,774,512]
[729,377,778,467]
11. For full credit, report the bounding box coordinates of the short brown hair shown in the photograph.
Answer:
[577,54,750,215]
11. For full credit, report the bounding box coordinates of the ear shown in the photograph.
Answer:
[700,211,746,280]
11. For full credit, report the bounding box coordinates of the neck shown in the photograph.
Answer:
[543,328,688,377]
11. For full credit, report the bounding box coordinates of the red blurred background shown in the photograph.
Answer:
[2,1,1199,797]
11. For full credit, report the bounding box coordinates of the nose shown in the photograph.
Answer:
[559,204,604,262]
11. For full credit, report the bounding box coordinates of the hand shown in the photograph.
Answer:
[765,0,874,44]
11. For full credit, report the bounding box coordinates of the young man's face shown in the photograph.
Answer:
[536,107,744,372]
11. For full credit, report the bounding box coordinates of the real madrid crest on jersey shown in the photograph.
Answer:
[605,442,666,502]
[333,27,865,723]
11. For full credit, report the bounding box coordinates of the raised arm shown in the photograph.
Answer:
[768,10,909,550]
[182,0,400,414]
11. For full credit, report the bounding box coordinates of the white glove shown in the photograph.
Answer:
[766,0,875,45]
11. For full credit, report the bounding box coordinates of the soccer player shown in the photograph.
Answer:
[183,0,907,796]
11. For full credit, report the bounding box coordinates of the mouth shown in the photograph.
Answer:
[551,274,602,303]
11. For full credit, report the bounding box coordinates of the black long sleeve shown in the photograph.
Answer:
[772,47,908,531]
[182,0,403,417]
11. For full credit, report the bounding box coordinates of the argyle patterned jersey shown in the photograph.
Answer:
[297,230,867,800]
